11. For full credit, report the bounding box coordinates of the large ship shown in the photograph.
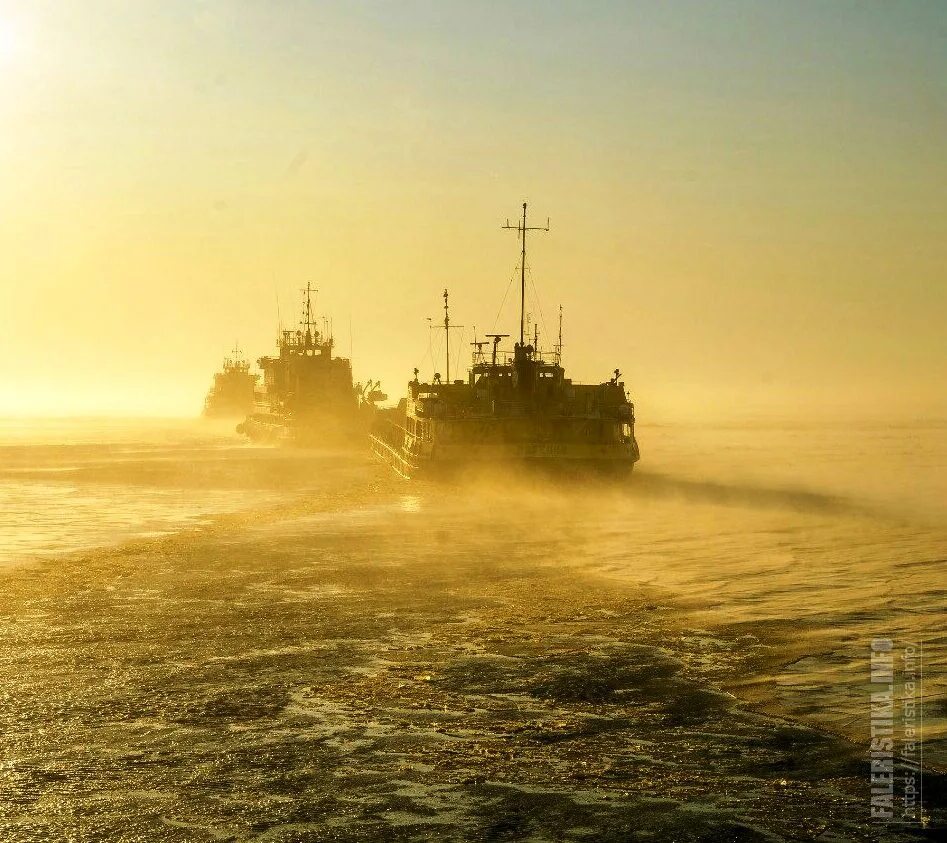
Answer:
[238,284,385,446]
[370,204,640,478]
[202,345,258,418]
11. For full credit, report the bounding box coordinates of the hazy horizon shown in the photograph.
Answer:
[1,1,944,419]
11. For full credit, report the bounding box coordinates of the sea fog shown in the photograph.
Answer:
[0,415,944,839]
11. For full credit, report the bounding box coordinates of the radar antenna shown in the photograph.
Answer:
[484,333,510,366]
[502,202,549,347]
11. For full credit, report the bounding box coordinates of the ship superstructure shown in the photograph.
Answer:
[371,204,640,478]
[202,345,258,418]
[238,284,383,445]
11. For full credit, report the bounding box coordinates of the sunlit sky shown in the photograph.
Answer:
[1,1,944,419]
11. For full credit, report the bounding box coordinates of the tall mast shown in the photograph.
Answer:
[503,202,550,347]
[441,289,464,383]
[519,203,526,345]
[276,290,283,340]
[300,282,318,345]
[444,289,450,383]
[557,305,563,364]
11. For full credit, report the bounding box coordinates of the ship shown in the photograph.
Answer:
[370,203,640,478]
[237,283,385,446]
[202,345,258,418]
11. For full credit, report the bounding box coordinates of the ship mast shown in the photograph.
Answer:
[441,289,464,383]
[556,305,563,365]
[503,202,549,347]
[300,282,318,346]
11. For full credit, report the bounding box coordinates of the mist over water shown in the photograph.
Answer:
[1,416,944,839]
[0,418,356,565]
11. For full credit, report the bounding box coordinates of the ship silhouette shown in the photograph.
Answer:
[371,203,640,478]
[237,284,385,446]
[202,345,258,418]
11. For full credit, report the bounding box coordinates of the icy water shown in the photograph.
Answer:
[0,417,944,841]
[0,418,342,564]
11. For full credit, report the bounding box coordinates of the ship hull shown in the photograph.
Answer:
[240,408,374,449]
[370,433,637,480]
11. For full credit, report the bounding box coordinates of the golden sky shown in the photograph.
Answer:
[1,1,944,418]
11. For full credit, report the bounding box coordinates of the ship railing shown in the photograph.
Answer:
[470,350,560,366]
[371,418,407,447]
[369,430,416,480]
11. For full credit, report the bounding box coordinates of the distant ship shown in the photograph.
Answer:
[202,345,258,418]
[371,204,640,478]
[238,283,385,446]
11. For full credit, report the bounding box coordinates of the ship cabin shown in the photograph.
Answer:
[256,328,354,413]
[220,347,252,374]
[403,340,636,453]
[253,281,358,419]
